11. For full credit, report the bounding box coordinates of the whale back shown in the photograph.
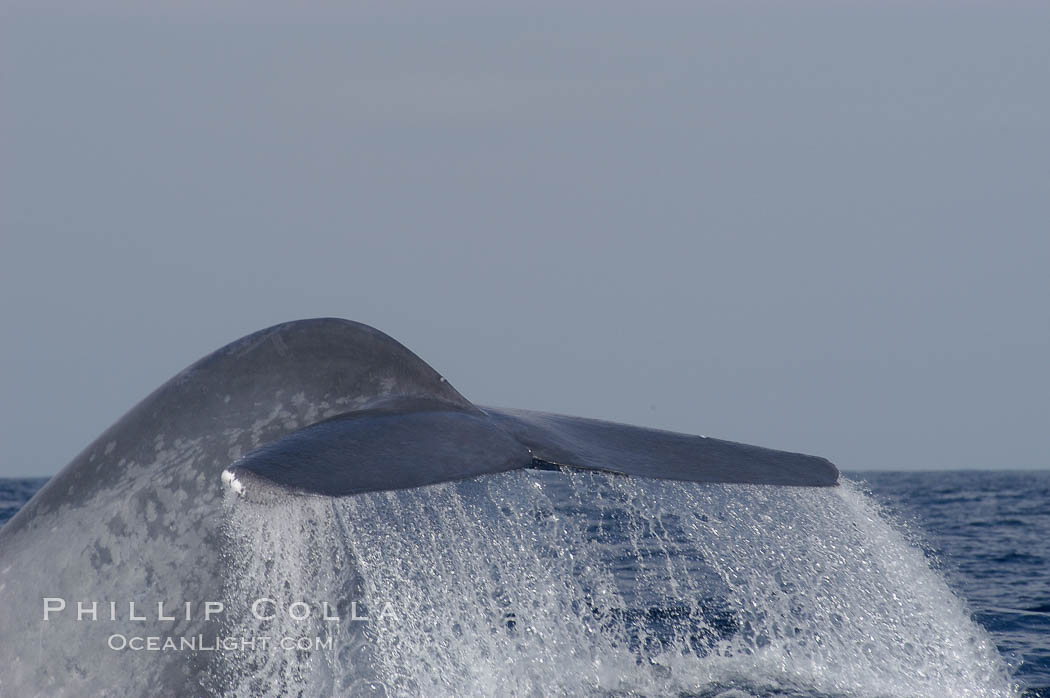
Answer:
[0,318,469,697]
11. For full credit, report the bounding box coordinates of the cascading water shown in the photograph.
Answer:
[219,470,1018,698]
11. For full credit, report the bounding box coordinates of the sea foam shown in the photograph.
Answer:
[220,470,1018,698]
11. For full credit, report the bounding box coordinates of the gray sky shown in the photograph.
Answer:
[2,1,1048,477]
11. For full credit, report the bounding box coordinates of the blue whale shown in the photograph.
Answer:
[0,318,837,696]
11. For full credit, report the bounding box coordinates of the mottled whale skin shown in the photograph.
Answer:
[0,318,837,697]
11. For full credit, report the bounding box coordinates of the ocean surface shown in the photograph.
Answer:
[849,471,1050,698]
[2,470,1047,697]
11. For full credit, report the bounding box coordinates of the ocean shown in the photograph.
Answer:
[850,471,1050,698]
[2,470,1047,697]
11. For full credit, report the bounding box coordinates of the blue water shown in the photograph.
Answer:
[2,471,1047,696]
[849,471,1050,698]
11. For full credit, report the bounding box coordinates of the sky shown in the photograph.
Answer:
[1,1,1048,477]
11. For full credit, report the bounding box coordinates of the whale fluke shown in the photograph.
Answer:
[0,317,838,698]
[218,319,838,498]
[224,400,533,501]
[485,408,838,488]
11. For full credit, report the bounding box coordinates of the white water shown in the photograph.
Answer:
[220,471,1018,697]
